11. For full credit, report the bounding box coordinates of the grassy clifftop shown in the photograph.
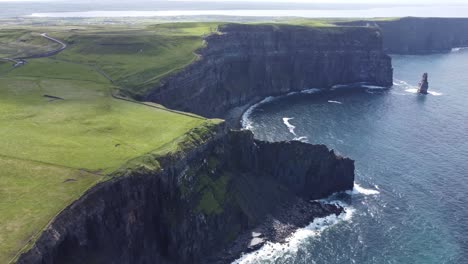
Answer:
[0,22,221,263]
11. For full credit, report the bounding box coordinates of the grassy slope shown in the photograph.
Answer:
[0,29,61,58]
[54,22,220,97]
[0,157,101,264]
[0,23,220,263]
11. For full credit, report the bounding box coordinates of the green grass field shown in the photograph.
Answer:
[0,23,222,263]
[52,22,220,97]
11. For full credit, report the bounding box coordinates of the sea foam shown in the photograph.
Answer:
[328,100,343,104]
[232,181,379,264]
[231,202,355,264]
[241,96,275,130]
[405,88,443,96]
[241,88,322,130]
[282,117,297,136]
[348,183,380,196]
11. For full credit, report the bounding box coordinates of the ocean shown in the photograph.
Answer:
[237,49,468,263]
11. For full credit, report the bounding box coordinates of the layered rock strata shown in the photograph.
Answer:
[338,17,468,54]
[145,24,393,118]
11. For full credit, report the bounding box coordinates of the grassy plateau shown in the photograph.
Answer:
[0,21,220,263]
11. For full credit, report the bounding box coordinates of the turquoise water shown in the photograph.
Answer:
[238,50,468,263]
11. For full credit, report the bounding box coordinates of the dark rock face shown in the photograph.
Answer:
[418,73,429,94]
[145,24,393,118]
[17,126,354,264]
[338,17,468,54]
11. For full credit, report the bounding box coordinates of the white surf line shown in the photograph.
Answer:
[328,100,343,104]
[232,182,379,264]
[232,201,355,264]
[346,183,380,196]
[405,88,443,96]
[241,88,323,131]
[451,47,468,52]
[282,117,297,136]
[241,96,275,130]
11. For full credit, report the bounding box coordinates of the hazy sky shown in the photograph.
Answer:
[2,0,467,18]
[0,0,467,3]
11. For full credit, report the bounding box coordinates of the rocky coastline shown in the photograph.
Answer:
[16,23,394,264]
[145,24,393,118]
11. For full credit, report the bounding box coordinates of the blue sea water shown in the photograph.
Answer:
[237,49,468,263]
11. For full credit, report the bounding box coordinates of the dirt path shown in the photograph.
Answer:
[2,33,207,120]
[17,33,67,60]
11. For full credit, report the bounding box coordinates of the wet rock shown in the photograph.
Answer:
[418,73,429,94]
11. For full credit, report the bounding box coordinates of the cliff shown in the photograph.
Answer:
[338,17,468,54]
[145,24,393,118]
[17,122,354,264]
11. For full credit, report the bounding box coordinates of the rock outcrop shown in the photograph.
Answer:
[338,17,468,54]
[17,122,354,264]
[418,73,429,94]
[145,24,393,118]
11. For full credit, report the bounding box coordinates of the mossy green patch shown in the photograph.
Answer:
[195,173,231,215]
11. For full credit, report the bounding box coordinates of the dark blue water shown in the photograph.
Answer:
[236,49,468,264]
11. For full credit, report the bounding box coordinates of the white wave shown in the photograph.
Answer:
[328,100,342,104]
[405,88,419,94]
[451,47,468,52]
[346,183,380,196]
[241,89,324,130]
[362,85,387,90]
[293,136,308,142]
[393,79,411,87]
[405,88,443,96]
[282,117,297,136]
[232,202,355,264]
[331,83,388,91]
[428,91,443,96]
[331,84,351,90]
[241,96,276,130]
[301,88,322,94]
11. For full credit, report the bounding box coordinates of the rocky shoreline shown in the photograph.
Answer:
[206,199,343,264]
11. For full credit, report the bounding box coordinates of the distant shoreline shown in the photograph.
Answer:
[28,6,468,18]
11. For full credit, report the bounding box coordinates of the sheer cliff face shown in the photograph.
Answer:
[17,127,354,264]
[339,18,468,54]
[145,24,393,118]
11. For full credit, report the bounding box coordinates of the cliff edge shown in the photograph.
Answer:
[145,24,393,118]
[338,17,468,54]
[17,123,354,264]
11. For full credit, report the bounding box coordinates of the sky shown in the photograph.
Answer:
[1,0,467,18]
[0,0,467,3]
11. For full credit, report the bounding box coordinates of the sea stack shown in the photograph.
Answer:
[418,73,429,94]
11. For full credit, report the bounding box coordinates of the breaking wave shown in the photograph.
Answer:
[405,88,443,96]
[232,181,380,264]
[232,201,355,264]
[347,183,380,196]
[282,117,297,136]
[241,88,322,130]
